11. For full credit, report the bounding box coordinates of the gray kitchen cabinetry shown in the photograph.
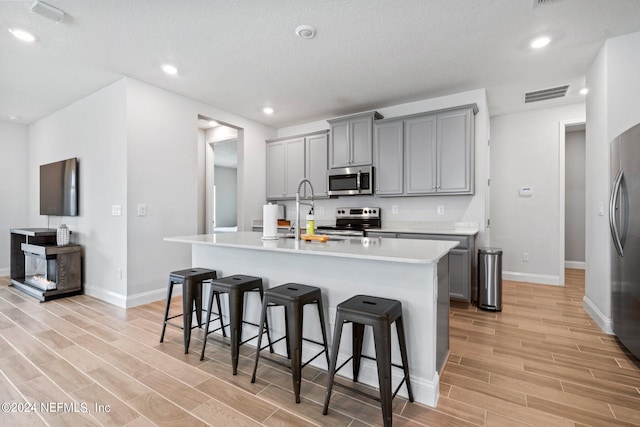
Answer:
[328,111,382,168]
[397,233,474,302]
[366,230,475,302]
[266,132,328,200]
[373,104,477,196]
[373,119,404,195]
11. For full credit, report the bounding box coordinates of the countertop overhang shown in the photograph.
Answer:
[165,231,458,264]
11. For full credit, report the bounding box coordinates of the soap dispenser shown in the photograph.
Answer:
[306,209,315,236]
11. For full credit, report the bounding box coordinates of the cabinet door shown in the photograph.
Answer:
[266,141,286,199]
[329,119,350,168]
[449,249,470,301]
[284,138,305,198]
[405,115,437,194]
[350,115,374,166]
[373,120,403,195]
[306,134,328,198]
[437,108,473,193]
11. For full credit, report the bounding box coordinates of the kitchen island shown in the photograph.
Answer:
[164,231,457,407]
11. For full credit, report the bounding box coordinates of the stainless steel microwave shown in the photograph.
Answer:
[327,166,374,196]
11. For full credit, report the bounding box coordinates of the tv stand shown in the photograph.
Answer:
[10,228,82,302]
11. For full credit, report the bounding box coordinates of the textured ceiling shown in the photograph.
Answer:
[1,0,640,128]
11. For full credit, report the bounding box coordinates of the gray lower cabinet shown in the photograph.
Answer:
[367,230,475,302]
[266,132,328,200]
[373,104,477,196]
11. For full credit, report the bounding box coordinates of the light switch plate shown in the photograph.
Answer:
[112,205,122,216]
[137,204,147,217]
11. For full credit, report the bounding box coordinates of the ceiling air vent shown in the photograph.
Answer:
[531,0,556,8]
[524,85,569,103]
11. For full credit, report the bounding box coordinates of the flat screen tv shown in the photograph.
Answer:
[40,157,78,216]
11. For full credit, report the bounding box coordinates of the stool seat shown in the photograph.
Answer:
[160,268,217,354]
[251,283,329,403]
[323,294,414,427]
[335,295,403,324]
[200,274,273,375]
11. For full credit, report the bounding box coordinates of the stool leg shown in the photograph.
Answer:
[194,280,203,328]
[183,278,193,353]
[200,287,218,361]
[258,287,274,353]
[395,315,414,402]
[283,308,291,359]
[323,312,345,415]
[287,302,304,403]
[373,323,393,427]
[251,299,269,383]
[160,280,174,343]
[352,322,365,382]
[216,291,227,338]
[315,299,330,366]
[228,289,244,375]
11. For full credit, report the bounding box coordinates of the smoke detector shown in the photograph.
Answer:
[295,25,316,39]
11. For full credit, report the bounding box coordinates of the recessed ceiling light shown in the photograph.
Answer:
[8,28,37,42]
[579,87,589,95]
[161,64,178,75]
[295,25,316,39]
[263,107,274,115]
[208,120,219,127]
[530,36,551,49]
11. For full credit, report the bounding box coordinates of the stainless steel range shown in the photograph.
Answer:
[316,207,381,237]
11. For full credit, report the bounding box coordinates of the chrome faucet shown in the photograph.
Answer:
[295,178,315,240]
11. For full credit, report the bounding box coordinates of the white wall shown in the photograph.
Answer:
[565,130,586,265]
[28,80,129,302]
[276,89,490,248]
[585,31,640,333]
[214,166,238,227]
[490,103,586,285]
[0,122,29,276]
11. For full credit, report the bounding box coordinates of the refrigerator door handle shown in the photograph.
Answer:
[609,169,624,257]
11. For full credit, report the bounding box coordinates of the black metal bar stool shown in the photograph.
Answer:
[323,295,414,427]
[200,274,274,375]
[160,267,218,353]
[251,283,330,403]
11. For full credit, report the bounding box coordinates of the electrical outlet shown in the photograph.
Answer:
[437,205,445,215]
[523,252,530,262]
[137,204,147,216]
[112,205,122,216]
[598,202,604,216]
[392,205,398,214]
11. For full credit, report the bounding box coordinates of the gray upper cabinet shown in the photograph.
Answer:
[266,132,328,200]
[305,133,329,198]
[328,111,382,168]
[373,120,404,195]
[373,104,476,197]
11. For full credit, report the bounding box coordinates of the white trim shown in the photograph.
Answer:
[0,268,9,277]
[503,271,561,286]
[564,261,586,270]
[126,284,182,308]
[83,285,128,308]
[583,295,614,334]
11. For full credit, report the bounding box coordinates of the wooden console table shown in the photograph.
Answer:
[10,228,82,302]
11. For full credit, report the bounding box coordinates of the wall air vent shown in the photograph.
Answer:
[524,85,569,103]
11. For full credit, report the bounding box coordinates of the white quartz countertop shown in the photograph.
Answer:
[374,221,479,236]
[165,231,458,264]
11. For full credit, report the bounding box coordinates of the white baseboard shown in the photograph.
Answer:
[83,285,128,308]
[0,268,9,277]
[565,261,586,270]
[125,285,182,308]
[502,271,561,286]
[583,295,614,335]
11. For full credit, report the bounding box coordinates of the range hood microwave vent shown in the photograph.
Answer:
[524,85,569,103]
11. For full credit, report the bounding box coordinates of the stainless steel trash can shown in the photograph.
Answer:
[478,248,503,311]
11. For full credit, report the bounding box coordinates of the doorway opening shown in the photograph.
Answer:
[559,120,586,286]
[198,115,240,233]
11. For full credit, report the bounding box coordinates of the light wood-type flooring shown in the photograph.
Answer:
[1,269,639,426]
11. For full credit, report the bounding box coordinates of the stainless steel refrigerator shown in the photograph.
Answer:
[609,122,640,361]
